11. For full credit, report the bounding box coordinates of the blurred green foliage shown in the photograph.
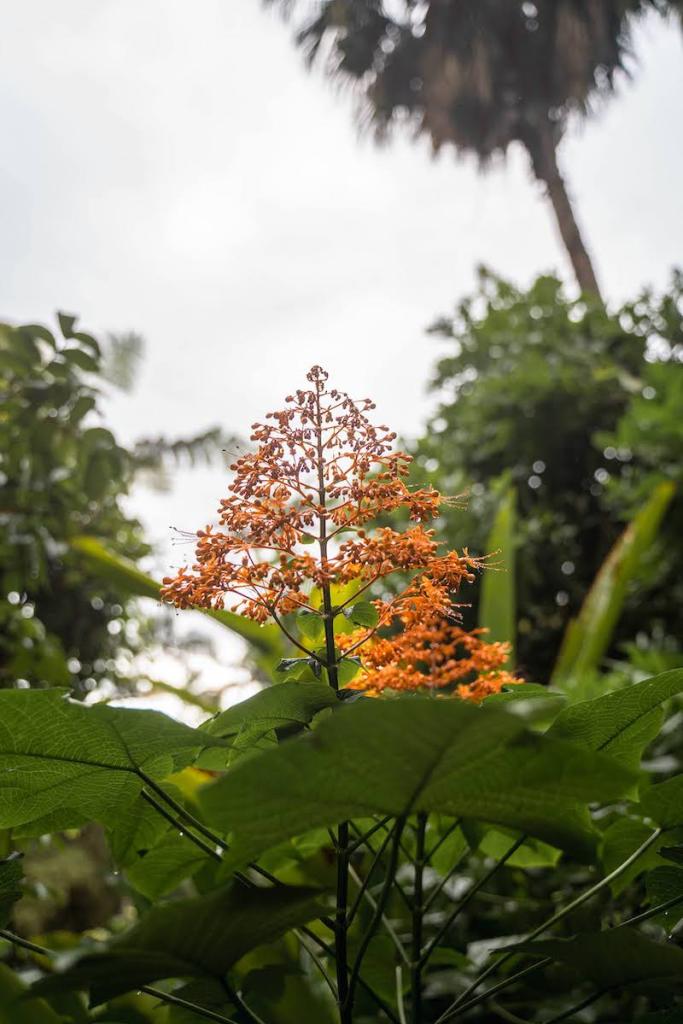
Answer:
[0,316,229,696]
[414,269,683,681]
[0,316,151,694]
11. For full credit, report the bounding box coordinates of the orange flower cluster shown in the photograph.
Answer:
[161,366,518,701]
[339,582,517,702]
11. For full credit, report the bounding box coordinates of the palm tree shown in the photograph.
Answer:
[265,0,678,299]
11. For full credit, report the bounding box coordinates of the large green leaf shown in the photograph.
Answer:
[552,481,675,685]
[548,669,683,770]
[33,884,323,1005]
[510,928,683,991]
[70,535,284,661]
[0,689,226,832]
[0,856,22,927]
[200,698,634,865]
[478,485,516,668]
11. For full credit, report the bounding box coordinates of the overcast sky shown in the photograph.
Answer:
[2,1,682,575]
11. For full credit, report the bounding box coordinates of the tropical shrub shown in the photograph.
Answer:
[414,269,683,682]
[1,368,682,1023]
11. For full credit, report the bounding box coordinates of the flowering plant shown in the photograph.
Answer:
[162,366,515,701]
[2,367,680,1024]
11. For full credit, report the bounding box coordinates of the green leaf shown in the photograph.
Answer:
[0,689,226,832]
[478,485,516,667]
[548,669,683,770]
[478,828,561,868]
[200,698,635,866]
[552,481,675,685]
[646,866,683,928]
[126,834,208,900]
[107,792,170,867]
[32,884,324,1005]
[0,965,65,1024]
[297,611,325,642]
[202,683,337,741]
[642,775,683,829]
[509,928,683,991]
[62,347,99,373]
[69,535,284,662]
[0,856,22,927]
[600,817,664,895]
[343,601,379,629]
[336,657,362,686]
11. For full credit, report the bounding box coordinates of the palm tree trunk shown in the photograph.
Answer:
[530,125,603,301]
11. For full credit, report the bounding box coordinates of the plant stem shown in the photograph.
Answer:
[0,929,50,956]
[336,820,351,1023]
[346,817,407,1019]
[349,821,412,911]
[348,826,395,924]
[423,844,471,915]
[396,966,409,1024]
[421,835,525,968]
[348,861,411,966]
[411,813,427,1024]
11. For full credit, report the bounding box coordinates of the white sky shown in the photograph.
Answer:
[2,2,682,708]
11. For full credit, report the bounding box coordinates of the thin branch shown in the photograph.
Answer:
[298,932,338,1002]
[138,769,229,850]
[421,836,526,968]
[142,985,240,1024]
[221,978,268,1024]
[349,821,412,912]
[141,788,221,862]
[269,607,325,664]
[396,966,409,1024]
[422,844,471,914]
[425,819,462,863]
[346,817,407,1017]
[348,861,411,967]
[347,815,393,855]
[0,930,50,956]
[348,826,395,924]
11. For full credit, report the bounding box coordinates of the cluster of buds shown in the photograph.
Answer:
[161,367,516,701]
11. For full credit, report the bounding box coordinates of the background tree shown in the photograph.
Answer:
[266,0,681,298]
[0,315,228,695]
[412,268,683,681]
